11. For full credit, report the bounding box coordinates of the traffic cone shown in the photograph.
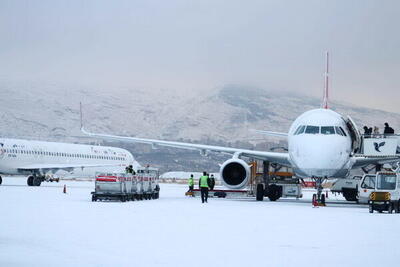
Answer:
[63,184,67,194]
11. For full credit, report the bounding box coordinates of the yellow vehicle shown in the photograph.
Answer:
[367,172,400,213]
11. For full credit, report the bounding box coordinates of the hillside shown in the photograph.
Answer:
[1,81,399,143]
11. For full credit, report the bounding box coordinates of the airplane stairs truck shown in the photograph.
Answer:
[331,133,400,202]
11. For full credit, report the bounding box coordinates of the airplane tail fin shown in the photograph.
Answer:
[322,51,329,109]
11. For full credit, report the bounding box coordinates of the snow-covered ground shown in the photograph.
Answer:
[1,177,399,267]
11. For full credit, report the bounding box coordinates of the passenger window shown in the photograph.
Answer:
[305,126,320,134]
[321,126,335,135]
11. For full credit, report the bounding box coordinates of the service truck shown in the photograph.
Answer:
[331,175,362,201]
[358,171,400,213]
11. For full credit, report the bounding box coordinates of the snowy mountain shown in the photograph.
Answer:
[1,81,399,144]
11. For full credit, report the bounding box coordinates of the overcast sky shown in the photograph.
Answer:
[0,0,399,113]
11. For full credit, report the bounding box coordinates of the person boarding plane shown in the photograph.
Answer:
[81,53,400,204]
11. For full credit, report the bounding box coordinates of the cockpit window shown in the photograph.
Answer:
[305,126,320,134]
[339,127,347,136]
[335,126,347,136]
[294,125,306,135]
[335,126,343,136]
[321,126,335,135]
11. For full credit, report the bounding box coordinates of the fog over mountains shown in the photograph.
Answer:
[1,81,399,144]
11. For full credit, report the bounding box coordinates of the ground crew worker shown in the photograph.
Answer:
[125,165,135,175]
[199,172,210,203]
[188,174,194,192]
[209,174,215,190]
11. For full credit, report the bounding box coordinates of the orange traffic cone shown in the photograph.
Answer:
[63,184,67,194]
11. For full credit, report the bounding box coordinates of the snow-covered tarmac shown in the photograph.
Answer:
[1,177,399,267]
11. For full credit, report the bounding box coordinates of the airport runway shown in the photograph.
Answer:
[1,177,399,267]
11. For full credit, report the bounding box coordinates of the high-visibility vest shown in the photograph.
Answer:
[188,178,194,186]
[200,176,209,188]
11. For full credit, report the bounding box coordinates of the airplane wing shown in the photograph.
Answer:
[81,128,291,166]
[251,129,288,138]
[18,163,125,172]
[351,155,400,169]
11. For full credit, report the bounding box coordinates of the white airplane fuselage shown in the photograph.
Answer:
[288,108,352,178]
[0,138,138,178]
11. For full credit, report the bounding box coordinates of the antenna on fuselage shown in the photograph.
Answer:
[322,51,329,109]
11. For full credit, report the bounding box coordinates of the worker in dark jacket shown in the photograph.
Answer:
[199,172,210,203]
[384,122,395,136]
[209,174,216,190]
[125,165,135,175]
[188,174,194,192]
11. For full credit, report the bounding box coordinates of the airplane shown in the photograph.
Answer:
[0,138,139,186]
[81,52,400,204]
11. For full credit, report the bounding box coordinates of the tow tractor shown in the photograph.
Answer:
[358,171,400,213]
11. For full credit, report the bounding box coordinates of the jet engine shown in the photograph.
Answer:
[219,158,251,189]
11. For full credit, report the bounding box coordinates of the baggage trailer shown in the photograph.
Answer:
[91,173,133,202]
[135,167,160,200]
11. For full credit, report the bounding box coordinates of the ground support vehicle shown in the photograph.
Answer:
[369,191,399,213]
[251,161,302,202]
[331,175,362,201]
[91,173,133,202]
[134,167,160,200]
[358,171,400,213]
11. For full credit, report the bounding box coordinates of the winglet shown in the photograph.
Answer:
[322,51,329,109]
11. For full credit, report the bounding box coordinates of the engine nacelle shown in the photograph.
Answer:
[219,158,251,189]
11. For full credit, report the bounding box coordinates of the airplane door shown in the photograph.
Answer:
[345,116,361,154]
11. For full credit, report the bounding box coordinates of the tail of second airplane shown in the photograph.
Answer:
[322,51,329,109]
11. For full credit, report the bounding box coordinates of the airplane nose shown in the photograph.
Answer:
[292,139,348,177]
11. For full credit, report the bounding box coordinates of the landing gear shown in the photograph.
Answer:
[27,176,34,186]
[33,176,42,186]
[28,175,42,186]
[312,177,326,206]
[0,176,2,185]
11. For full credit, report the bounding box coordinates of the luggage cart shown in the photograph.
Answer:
[91,173,133,202]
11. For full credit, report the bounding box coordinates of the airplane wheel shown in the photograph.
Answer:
[27,176,34,186]
[0,176,2,185]
[321,194,326,205]
[33,176,42,186]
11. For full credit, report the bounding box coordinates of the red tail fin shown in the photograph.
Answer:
[322,52,329,109]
